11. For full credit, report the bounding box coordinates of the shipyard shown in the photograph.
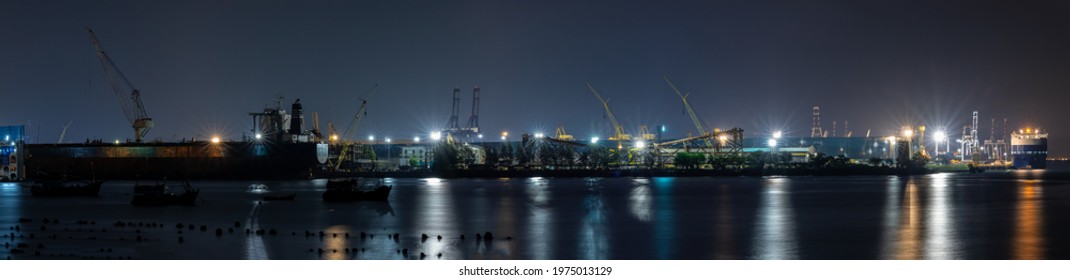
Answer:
[3,3,1070,280]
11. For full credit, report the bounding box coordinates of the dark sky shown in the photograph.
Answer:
[3,0,1069,155]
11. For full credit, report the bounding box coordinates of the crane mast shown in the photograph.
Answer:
[87,28,153,143]
[586,82,630,149]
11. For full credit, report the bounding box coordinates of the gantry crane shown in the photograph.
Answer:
[87,28,153,143]
[333,84,377,170]
[586,82,630,149]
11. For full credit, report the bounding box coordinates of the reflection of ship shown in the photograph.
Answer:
[25,99,329,180]
[1011,128,1048,169]
[131,182,199,206]
[31,180,104,197]
[322,178,392,202]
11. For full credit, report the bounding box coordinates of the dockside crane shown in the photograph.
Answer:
[87,28,153,143]
[663,76,711,148]
[586,82,630,149]
[333,84,378,170]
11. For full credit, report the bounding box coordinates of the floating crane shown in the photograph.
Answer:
[333,84,377,170]
[87,28,153,143]
[586,82,630,149]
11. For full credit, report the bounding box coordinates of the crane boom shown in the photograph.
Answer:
[333,84,377,171]
[663,77,708,136]
[87,28,153,142]
[664,76,713,148]
[586,82,629,147]
[342,84,377,141]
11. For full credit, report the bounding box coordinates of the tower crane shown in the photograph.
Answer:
[87,28,153,143]
[586,82,630,149]
[333,84,377,170]
[663,76,711,148]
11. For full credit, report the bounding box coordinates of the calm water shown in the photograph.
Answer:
[2,170,1069,260]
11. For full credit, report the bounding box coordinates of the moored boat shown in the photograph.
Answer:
[30,180,104,197]
[131,181,199,206]
[322,178,391,202]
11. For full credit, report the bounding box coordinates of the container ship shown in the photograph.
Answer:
[24,99,329,180]
[1010,128,1047,169]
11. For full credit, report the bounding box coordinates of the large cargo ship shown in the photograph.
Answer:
[1010,128,1047,169]
[25,99,329,180]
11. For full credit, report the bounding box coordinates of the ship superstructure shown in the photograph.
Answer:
[1010,128,1047,169]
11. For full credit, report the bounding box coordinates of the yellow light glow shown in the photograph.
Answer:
[211,136,221,144]
[902,129,913,137]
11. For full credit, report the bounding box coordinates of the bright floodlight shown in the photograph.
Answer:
[535,133,544,138]
[591,137,600,144]
[114,139,120,145]
[211,136,221,144]
[934,131,946,142]
[430,132,442,141]
[773,131,782,139]
[902,128,913,137]
[718,135,728,142]
[634,140,646,149]
[255,133,263,140]
[414,136,421,143]
[369,135,375,141]
[500,136,506,141]
[767,139,777,148]
[478,134,483,139]
[385,138,391,143]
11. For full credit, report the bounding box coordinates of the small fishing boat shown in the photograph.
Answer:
[322,177,391,202]
[131,181,199,206]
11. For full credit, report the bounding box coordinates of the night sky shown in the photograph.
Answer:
[3,0,1069,156]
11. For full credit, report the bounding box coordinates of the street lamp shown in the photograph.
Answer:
[369,135,375,142]
[430,131,442,141]
[414,136,421,143]
[773,131,782,139]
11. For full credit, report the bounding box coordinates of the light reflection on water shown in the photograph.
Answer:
[7,173,1066,260]
[894,179,922,259]
[653,177,675,259]
[244,201,269,260]
[924,173,957,259]
[628,178,652,222]
[753,177,796,259]
[1014,180,1044,260]
[527,177,552,260]
[580,179,609,259]
[322,225,351,260]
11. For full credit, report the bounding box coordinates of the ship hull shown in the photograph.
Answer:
[25,142,327,180]
[1011,132,1047,169]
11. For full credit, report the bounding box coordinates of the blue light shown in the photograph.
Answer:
[660,125,666,132]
